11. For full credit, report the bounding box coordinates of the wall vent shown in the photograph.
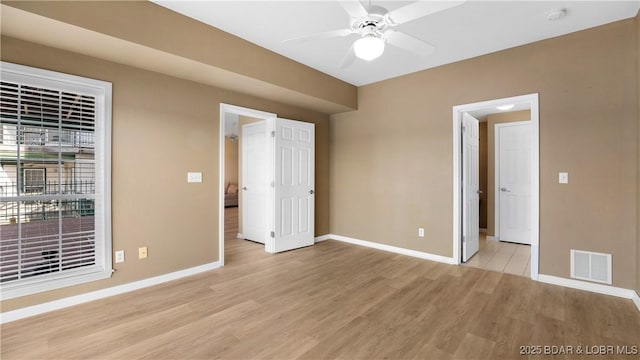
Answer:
[570,249,611,284]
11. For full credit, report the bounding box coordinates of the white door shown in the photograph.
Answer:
[497,122,531,245]
[241,121,268,244]
[268,118,315,253]
[462,113,479,262]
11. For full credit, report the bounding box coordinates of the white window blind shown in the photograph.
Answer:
[0,62,112,300]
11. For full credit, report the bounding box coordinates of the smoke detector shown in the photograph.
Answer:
[547,8,567,21]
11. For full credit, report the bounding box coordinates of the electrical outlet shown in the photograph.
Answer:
[138,246,148,259]
[115,250,125,263]
[559,172,569,184]
[418,228,425,237]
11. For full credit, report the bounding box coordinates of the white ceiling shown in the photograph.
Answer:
[154,1,639,87]
[467,101,531,119]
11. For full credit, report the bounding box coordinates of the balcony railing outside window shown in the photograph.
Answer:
[0,125,94,148]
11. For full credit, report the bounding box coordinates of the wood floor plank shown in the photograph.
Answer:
[1,209,639,359]
[504,244,530,276]
[452,332,496,360]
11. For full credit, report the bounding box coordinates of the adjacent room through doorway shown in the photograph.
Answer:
[453,94,539,279]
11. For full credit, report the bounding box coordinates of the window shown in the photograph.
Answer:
[22,168,45,194]
[0,62,112,300]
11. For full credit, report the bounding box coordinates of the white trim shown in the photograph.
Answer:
[486,236,499,241]
[538,274,637,300]
[314,234,332,242]
[237,233,244,239]
[494,120,531,242]
[219,104,277,266]
[329,234,456,265]
[632,291,640,313]
[0,261,220,324]
[452,94,539,281]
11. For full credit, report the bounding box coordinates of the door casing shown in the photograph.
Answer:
[451,93,539,279]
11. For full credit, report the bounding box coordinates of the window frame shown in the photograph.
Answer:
[22,168,46,194]
[0,62,112,300]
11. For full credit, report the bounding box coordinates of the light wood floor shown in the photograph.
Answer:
[2,210,639,359]
[463,233,531,278]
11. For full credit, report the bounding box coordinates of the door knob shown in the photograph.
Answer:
[477,190,483,194]
[500,187,510,192]
[309,190,314,195]
[242,186,247,191]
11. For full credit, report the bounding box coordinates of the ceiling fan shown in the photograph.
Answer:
[286,1,466,67]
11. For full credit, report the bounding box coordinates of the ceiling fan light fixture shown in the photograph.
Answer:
[353,35,385,61]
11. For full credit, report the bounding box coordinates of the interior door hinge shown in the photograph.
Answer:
[271,131,275,138]
[270,231,275,238]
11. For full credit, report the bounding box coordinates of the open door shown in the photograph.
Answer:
[241,120,268,244]
[462,113,479,261]
[497,121,532,245]
[267,118,315,253]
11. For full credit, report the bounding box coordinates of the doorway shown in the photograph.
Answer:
[219,105,276,266]
[218,104,316,266]
[452,94,539,280]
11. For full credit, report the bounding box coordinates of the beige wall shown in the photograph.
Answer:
[0,36,331,312]
[486,110,531,236]
[224,138,238,186]
[331,19,638,289]
[479,121,487,229]
[636,10,640,295]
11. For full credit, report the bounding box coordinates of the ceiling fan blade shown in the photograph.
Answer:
[385,30,435,57]
[340,44,357,69]
[386,0,466,25]
[338,1,369,19]
[284,28,354,43]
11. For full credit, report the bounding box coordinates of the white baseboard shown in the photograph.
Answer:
[314,234,332,242]
[538,274,638,302]
[0,261,221,324]
[632,291,640,313]
[329,234,456,265]
[486,236,499,241]
[237,233,243,239]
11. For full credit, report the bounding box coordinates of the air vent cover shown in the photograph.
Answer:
[570,249,611,284]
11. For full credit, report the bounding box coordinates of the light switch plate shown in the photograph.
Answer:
[559,172,569,184]
[187,172,202,183]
